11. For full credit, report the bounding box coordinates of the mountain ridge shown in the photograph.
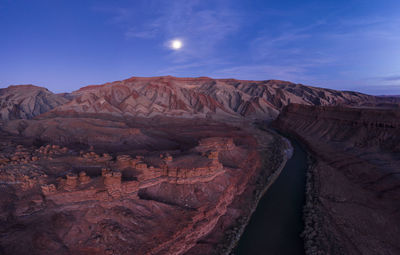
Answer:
[2,76,400,121]
[0,84,69,120]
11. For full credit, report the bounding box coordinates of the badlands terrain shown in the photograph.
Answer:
[0,76,399,255]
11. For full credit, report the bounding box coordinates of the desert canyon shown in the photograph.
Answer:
[0,76,399,255]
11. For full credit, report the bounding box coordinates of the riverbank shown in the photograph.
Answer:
[182,124,291,255]
[234,133,307,254]
[224,130,291,254]
[301,156,339,255]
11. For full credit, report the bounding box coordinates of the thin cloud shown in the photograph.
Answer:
[213,64,311,82]
[325,16,400,41]
[155,1,240,63]
[124,28,158,39]
[156,58,230,77]
[382,75,400,81]
[91,6,133,24]
[93,0,241,63]
[89,2,400,94]
[249,20,328,63]
[337,16,387,27]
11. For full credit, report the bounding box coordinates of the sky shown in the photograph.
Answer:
[1,0,400,95]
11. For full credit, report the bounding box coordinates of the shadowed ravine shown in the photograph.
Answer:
[234,138,307,255]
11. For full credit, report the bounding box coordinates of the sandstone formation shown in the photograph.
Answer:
[0,113,286,255]
[274,104,400,255]
[0,117,169,152]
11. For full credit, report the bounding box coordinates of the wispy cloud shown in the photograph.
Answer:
[333,75,400,95]
[90,2,400,94]
[382,75,400,81]
[213,64,312,82]
[91,6,133,24]
[124,28,159,39]
[249,20,326,60]
[247,14,400,85]
[94,0,240,63]
[324,15,400,43]
[155,0,240,63]
[242,20,339,84]
[364,75,400,85]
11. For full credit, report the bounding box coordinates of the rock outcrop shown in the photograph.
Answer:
[1,117,172,151]
[0,116,284,255]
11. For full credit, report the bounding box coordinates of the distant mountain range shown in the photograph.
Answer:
[0,85,69,120]
[1,76,399,121]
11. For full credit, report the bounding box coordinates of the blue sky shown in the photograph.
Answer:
[1,0,400,94]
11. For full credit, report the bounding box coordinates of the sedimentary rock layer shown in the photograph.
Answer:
[4,76,400,122]
[0,85,69,120]
[0,116,284,255]
[274,104,400,255]
[49,76,399,121]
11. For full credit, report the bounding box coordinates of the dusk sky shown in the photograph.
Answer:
[1,0,400,94]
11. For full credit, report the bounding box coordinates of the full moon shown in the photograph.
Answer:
[171,39,183,50]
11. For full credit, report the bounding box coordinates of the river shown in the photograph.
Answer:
[234,138,307,255]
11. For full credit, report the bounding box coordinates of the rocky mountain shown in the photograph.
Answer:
[42,76,399,121]
[2,77,399,122]
[0,85,69,120]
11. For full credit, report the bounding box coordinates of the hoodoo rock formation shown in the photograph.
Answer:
[0,76,399,255]
[0,112,287,254]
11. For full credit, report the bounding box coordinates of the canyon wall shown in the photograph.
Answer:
[274,104,400,255]
[0,115,286,255]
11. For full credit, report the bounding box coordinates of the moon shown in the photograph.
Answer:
[170,39,183,50]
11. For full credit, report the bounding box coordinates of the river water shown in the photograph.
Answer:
[234,139,307,255]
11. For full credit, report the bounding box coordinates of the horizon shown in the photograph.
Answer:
[4,74,400,97]
[1,0,400,95]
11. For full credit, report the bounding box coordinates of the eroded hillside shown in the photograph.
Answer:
[49,76,399,121]
[0,85,69,120]
[3,76,399,122]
